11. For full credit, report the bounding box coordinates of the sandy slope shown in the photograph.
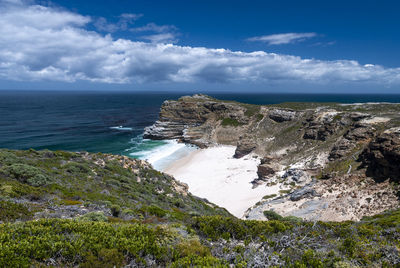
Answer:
[163,145,279,218]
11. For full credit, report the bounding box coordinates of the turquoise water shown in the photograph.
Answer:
[1,91,400,165]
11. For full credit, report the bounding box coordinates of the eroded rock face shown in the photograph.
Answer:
[144,95,400,222]
[329,138,355,160]
[234,136,257,158]
[302,113,342,141]
[360,128,400,182]
[344,123,375,141]
[268,109,296,122]
[143,95,248,147]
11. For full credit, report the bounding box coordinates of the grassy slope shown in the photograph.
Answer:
[0,149,399,267]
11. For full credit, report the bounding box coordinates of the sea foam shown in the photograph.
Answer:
[129,139,197,171]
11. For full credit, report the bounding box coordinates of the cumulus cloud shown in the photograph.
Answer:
[247,32,317,45]
[0,1,400,87]
[131,23,179,43]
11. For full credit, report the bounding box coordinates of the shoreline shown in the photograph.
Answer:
[163,145,280,218]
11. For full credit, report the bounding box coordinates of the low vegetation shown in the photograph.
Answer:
[0,149,399,266]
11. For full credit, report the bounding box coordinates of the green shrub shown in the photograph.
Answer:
[0,150,19,165]
[0,200,33,222]
[263,210,283,220]
[283,215,303,223]
[289,249,324,268]
[64,162,91,174]
[145,205,167,218]
[340,237,358,258]
[1,163,50,186]
[78,212,108,222]
[170,255,227,268]
[221,118,241,127]
[82,248,124,268]
[262,194,277,200]
[192,215,291,241]
[175,239,210,258]
[0,219,169,267]
[122,209,134,216]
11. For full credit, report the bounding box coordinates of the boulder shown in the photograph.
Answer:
[290,186,318,201]
[282,168,308,183]
[256,156,276,179]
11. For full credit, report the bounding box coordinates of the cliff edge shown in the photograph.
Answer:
[144,94,400,221]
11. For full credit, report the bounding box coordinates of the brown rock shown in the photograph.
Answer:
[256,156,276,179]
[360,127,400,182]
[234,136,257,158]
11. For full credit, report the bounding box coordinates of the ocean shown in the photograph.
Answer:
[1,90,400,169]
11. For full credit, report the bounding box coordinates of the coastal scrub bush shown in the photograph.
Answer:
[142,205,167,218]
[170,255,228,268]
[0,163,50,186]
[262,194,277,200]
[0,200,33,221]
[78,211,108,222]
[0,150,19,166]
[64,162,91,174]
[221,118,242,127]
[263,210,284,220]
[0,218,169,267]
[175,239,210,258]
[192,215,291,241]
[82,248,124,268]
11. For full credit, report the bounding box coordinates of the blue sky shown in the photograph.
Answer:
[1,0,400,93]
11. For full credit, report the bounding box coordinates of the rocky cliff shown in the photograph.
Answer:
[145,94,400,221]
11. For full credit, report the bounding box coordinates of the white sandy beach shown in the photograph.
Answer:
[163,145,279,218]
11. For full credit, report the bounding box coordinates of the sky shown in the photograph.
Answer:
[1,0,400,93]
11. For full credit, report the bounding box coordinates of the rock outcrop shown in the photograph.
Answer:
[256,156,276,180]
[143,94,249,147]
[268,109,297,122]
[302,114,341,141]
[145,95,400,221]
[233,135,257,158]
[360,127,400,182]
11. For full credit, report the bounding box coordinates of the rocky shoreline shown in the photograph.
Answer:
[144,94,400,221]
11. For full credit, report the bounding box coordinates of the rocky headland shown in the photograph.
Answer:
[1,99,400,266]
[144,94,400,221]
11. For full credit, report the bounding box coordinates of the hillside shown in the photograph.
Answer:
[144,94,400,221]
[0,149,399,266]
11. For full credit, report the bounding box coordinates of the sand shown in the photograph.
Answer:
[163,145,279,218]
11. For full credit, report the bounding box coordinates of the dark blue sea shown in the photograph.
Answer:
[1,90,400,168]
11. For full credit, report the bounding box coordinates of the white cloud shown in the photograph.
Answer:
[131,22,177,33]
[94,13,142,32]
[247,32,317,45]
[0,2,399,87]
[141,33,178,44]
